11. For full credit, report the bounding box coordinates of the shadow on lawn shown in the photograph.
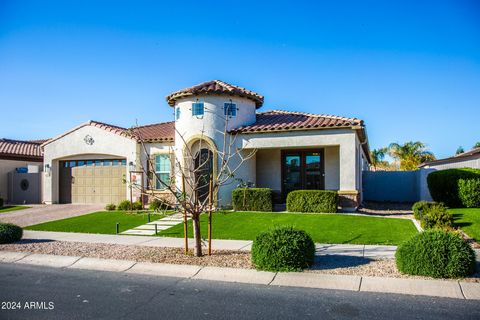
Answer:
[452,213,473,228]
[312,255,373,270]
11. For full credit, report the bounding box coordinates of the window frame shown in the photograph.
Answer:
[224,102,237,117]
[154,154,172,190]
[192,102,204,117]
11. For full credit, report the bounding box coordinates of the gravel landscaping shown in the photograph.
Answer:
[2,240,479,282]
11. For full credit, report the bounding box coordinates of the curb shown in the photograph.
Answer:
[1,250,479,300]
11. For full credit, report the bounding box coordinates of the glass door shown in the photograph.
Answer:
[283,154,302,197]
[282,150,324,199]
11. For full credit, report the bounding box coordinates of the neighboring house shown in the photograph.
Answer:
[41,80,371,210]
[0,139,45,203]
[419,148,480,170]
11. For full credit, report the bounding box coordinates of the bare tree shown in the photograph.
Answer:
[126,109,256,257]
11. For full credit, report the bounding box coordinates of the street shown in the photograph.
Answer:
[0,263,479,320]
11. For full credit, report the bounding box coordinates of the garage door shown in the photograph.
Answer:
[59,159,126,204]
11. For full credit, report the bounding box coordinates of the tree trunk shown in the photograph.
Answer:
[192,215,202,257]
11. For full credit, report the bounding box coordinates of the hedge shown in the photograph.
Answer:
[251,227,315,272]
[412,201,436,221]
[458,179,480,208]
[286,190,338,213]
[427,168,480,207]
[0,223,23,244]
[421,203,454,230]
[232,188,272,212]
[396,230,476,278]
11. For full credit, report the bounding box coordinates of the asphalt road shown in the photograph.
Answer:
[0,263,479,320]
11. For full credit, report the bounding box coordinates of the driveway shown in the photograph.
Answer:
[0,204,104,227]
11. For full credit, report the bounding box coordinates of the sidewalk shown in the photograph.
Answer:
[22,230,397,258]
[1,250,479,300]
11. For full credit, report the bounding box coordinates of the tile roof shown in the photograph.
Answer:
[133,122,175,142]
[166,80,264,108]
[0,138,45,160]
[42,120,175,146]
[419,147,480,168]
[229,110,364,134]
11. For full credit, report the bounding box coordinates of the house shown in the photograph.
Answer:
[0,139,45,203]
[419,147,480,170]
[41,80,371,210]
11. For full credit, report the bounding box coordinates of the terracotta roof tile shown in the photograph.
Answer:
[166,80,264,108]
[229,110,363,134]
[133,122,175,142]
[0,139,45,160]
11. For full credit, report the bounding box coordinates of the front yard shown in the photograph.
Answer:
[160,211,417,245]
[0,206,30,213]
[451,208,480,242]
[25,211,164,234]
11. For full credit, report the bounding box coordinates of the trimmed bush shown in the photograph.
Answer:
[0,223,23,244]
[427,168,480,207]
[412,201,436,221]
[252,227,315,272]
[396,230,476,278]
[421,203,454,229]
[117,200,132,211]
[105,203,116,211]
[458,179,480,208]
[132,201,143,210]
[149,199,163,211]
[232,188,272,212]
[287,190,338,213]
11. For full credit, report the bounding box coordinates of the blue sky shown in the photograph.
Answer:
[0,0,479,158]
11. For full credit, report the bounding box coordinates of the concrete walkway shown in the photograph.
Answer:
[22,230,397,258]
[0,204,104,227]
[120,213,184,236]
[1,251,479,300]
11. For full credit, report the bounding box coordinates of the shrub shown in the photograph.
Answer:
[105,203,116,211]
[232,188,272,212]
[149,199,162,211]
[252,227,315,272]
[412,201,436,221]
[396,230,476,278]
[117,200,132,211]
[132,201,143,210]
[0,223,23,244]
[287,190,338,213]
[458,179,480,208]
[421,203,454,229]
[427,168,480,207]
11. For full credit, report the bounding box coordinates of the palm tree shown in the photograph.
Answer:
[370,147,388,170]
[473,142,480,149]
[456,146,465,155]
[388,141,435,171]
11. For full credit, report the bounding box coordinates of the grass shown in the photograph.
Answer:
[0,206,30,213]
[25,211,164,234]
[159,211,418,245]
[451,208,480,241]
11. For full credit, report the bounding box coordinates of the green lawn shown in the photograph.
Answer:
[159,212,418,245]
[0,206,30,213]
[451,208,480,241]
[25,211,164,234]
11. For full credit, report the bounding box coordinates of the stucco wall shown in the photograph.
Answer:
[42,124,139,204]
[241,129,358,192]
[324,146,340,190]
[0,159,43,203]
[256,149,281,191]
[172,95,257,206]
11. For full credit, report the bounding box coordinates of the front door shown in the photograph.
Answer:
[282,150,324,199]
